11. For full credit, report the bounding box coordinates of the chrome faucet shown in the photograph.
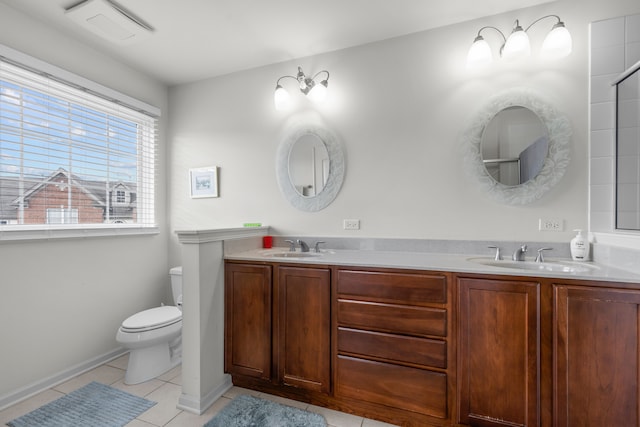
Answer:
[314,241,326,253]
[535,247,553,263]
[488,245,503,260]
[512,245,528,261]
[297,239,310,252]
[284,240,296,252]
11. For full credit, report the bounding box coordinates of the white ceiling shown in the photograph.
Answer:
[1,0,556,86]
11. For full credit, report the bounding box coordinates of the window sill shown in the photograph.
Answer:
[0,224,159,242]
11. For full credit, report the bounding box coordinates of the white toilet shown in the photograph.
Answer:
[116,266,183,384]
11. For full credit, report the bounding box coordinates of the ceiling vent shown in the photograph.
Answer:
[65,0,153,45]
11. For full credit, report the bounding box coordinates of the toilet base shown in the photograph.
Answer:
[124,341,181,385]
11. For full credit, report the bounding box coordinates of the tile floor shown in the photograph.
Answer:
[0,354,398,427]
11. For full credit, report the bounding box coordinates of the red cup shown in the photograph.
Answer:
[262,235,273,249]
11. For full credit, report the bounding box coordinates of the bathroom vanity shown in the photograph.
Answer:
[224,248,640,427]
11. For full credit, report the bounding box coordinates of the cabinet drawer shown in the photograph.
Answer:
[338,299,447,337]
[337,269,446,304]
[336,355,447,418]
[338,327,446,369]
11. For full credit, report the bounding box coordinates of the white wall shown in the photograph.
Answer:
[0,4,170,402]
[168,0,640,265]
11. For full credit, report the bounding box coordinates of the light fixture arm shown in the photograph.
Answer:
[474,26,507,56]
[524,14,563,32]
[312,70,330,83]
[475,26,507,44]
[275,74,298,88]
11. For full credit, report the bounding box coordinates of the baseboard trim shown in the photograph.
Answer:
[0,348,128,411]
[177,374,232,415]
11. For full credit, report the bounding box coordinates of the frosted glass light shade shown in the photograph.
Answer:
[541,24,572,59]
[503,29,531,60]
[307,80,328,104]
[466,36,493,68]
[274,85,290,110]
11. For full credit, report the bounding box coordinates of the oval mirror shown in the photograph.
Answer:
[481,106,548,186]
[461,88,571,205]
[288,133,330,197]
[276,123,344,211]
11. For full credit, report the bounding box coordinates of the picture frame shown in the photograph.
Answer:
[189,166,219,198]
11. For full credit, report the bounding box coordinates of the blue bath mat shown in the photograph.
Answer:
[6,381,156,427]
[204,394,326,427]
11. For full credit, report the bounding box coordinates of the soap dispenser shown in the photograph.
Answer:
[570,229,590,261]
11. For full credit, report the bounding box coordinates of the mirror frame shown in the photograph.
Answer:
[461,87,572,205]
[276,123,345,211]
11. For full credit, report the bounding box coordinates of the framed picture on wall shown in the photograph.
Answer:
[189,166,219,198]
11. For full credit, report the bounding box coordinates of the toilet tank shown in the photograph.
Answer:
[169,266,183,307]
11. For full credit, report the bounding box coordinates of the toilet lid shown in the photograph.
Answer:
[121,306,182,332]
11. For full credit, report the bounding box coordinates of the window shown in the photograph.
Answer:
[46,207,78,224]
[0,50,158,235]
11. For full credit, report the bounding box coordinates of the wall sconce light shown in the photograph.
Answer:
[466,15,572,69]
[274,66,330,110]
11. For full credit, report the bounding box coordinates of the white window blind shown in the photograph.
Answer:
[0,56,158,230]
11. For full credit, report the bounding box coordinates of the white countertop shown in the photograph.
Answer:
[225,247,640,285]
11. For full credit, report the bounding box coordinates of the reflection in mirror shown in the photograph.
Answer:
[481,107,548,186]
[616,63,640,230]
[288,134,329,197]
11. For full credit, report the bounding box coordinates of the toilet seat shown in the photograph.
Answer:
[121,306,182,333]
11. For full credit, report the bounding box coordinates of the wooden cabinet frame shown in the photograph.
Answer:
[553,284,640,427]
[224,263,272,380]
[457,276,541,427]
[275,266,331,393]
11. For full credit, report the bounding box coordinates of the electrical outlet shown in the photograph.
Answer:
[539,218,564,231]
[343,219,360,230]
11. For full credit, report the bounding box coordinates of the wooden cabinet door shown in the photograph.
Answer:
[276,266,331,394]
[224,263,272,380]
[458,277,540,427]
[554,285,640,427]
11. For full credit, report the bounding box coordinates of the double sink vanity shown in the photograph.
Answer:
[216,58,640,426]
[223,239,640,427]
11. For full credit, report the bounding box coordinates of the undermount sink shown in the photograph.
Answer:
[467,257,599,274]
[264,251,323,259]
